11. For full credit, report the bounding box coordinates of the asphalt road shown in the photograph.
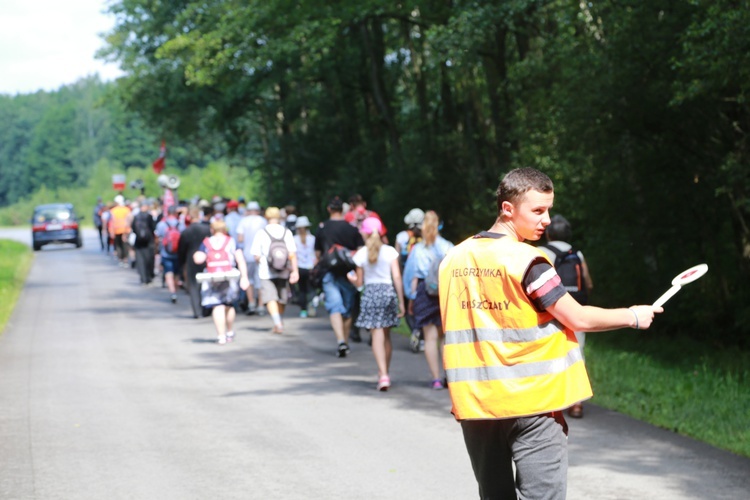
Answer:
[1,228,748,499]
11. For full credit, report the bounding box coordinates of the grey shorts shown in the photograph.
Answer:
[260,278,290,305]
[461,412,568,499]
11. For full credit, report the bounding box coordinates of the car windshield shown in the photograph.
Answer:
[35,208,72,223]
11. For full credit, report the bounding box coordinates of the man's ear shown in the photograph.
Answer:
[501,200,514,218]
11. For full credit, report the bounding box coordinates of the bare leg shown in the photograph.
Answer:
[422,323,445,380]
[212,305,227,338]
[266,300,280,317]
[371,328,393,377]
[330,312,345,343]
[225,305,236,332]
[267,300,284,332]
[165,272,176,294]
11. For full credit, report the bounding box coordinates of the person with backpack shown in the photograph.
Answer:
[193,219,249,345]
[403,210,453,389]
[155,205,185,303]
[249,207,299,334]
[131,200,157,285]
[314,196,365,358]
[349,217,405,391]
[538,214,594,418]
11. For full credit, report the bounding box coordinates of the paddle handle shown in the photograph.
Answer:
[653,285,681,308]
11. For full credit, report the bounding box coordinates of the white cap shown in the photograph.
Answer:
[295,216,311,228]
[114,195,125,206]
[404,208,425,226]
[246,201,261,211]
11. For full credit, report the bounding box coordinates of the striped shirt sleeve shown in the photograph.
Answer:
[523,257,567,311]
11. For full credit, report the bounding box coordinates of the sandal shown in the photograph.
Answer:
[568,403,583,418]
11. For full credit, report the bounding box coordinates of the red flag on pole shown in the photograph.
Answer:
[152,140,166,174]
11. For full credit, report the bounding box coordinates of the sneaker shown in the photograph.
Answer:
[171,294,177,304]
[217,335,227,345]
[272,325,284,334]
[409,330,421,353]
[336,342,349,358]
[431,379,445,390]
[226,331,235,343]
[299,310,308,318]
[311,295,320,308]
[377,375,391,391]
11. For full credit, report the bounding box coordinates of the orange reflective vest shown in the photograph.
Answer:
[110,206,131,235]
[439,235,592,420]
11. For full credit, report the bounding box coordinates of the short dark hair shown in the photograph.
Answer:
[546,214,572,242]
[328,196,344,212]
[496,168,554,214]
[348,194,365,206]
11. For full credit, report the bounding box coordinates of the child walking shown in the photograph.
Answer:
[350,217,405,391]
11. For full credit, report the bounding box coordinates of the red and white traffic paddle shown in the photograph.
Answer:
[652,264,708,308]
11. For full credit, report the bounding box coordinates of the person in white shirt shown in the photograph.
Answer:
[236,201,267,314]
[250,207,299,333]
[293,216,316,317]
[349,217,405,391]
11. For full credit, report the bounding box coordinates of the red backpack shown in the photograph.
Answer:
[203,236,234,273]
[164,225,181,254]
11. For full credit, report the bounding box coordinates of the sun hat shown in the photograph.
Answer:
[295,216,311,228]
[246,201,261,211]
[361,216,383,236]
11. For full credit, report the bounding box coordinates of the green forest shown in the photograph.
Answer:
[1,0,749,347]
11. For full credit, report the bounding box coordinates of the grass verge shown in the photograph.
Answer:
[581,333,748,457]
[394,319,750,458]
[0,239,33,334]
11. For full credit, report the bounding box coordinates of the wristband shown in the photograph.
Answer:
[628,308,639,330]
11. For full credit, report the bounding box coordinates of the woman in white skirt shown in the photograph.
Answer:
[350,217,405,391]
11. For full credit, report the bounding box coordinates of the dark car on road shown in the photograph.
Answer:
[31,203,83,251]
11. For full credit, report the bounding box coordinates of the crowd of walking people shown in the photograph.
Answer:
[92,168,662,499]
[93,193,447,392]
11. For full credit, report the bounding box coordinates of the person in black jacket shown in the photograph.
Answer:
[131,201,157,285]
[178,205,213,318]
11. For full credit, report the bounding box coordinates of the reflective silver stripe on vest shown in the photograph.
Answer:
[445,319,566,345]
[447,347,584,382]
